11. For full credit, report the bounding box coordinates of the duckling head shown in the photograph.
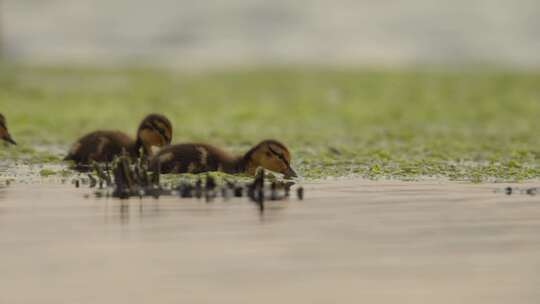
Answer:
[244,139,297,178]
[135,113,172,155]
[0,114,16,145]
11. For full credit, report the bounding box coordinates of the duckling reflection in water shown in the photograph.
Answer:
[149,139,297,178]
[0,113,16,145]
[64,114,172,171]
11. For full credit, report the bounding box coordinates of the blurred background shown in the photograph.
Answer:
[4,4,540,304]
[2,0,540,68]
[1,0,540,182]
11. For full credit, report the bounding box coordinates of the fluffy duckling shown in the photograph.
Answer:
[149,139,298,178]
[0,113,16,145]
[64,114,172,170]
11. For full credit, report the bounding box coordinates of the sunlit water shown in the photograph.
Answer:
[1,180,540,303]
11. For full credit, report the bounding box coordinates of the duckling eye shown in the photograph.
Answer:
[149,122,168,141]
[266,151,273,158]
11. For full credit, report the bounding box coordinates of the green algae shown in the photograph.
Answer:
[1,65,539,182]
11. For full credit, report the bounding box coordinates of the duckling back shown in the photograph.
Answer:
[0,113,16,145]
[149,143,238,174]
[64,131,134,169]
[64,113,173,171]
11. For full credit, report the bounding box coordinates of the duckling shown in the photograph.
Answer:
[0,113,16,145]
[64,113,172,170]
[149,139,298,178]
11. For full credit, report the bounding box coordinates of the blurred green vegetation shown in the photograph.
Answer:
[1,65,540,182]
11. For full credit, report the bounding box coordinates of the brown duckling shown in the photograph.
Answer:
[0,113,16,145]
[149,139,298,178]
[64,113,172,170]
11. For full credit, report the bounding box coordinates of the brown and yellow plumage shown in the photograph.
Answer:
[64,113,172,171]
[0,113,16,145]
[149,139,297,178]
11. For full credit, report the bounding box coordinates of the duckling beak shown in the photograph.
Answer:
[284,166,298,179]
[3,134,16,145]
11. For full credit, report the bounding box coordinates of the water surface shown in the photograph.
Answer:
[1,180,540,303]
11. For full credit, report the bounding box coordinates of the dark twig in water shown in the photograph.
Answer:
[270,182,277,201]
[297,187,304,200]
[88,174,97,188]
[93,163,112,186]
[205,175,217,202]
[195,178,203,199]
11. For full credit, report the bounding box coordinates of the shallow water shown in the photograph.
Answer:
[1,180,540,303]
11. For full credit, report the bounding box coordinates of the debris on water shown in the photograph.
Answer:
[151,159,161,186]
[204,176,216,203]
[88,174,97,188]
[256,188,264,212]
[225,180,235,190]
[178,182,194,198]
[205,175,216,191]
[93,163,112,186]
[284,187,290,197]
[270,182,277,200]
[297,187,304,200]
[111,154,135,199]
[526,188,537,196]
[497,186,538,196]
[195,178,203,199]
[76,158,304,211]
[234,186,243,197]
